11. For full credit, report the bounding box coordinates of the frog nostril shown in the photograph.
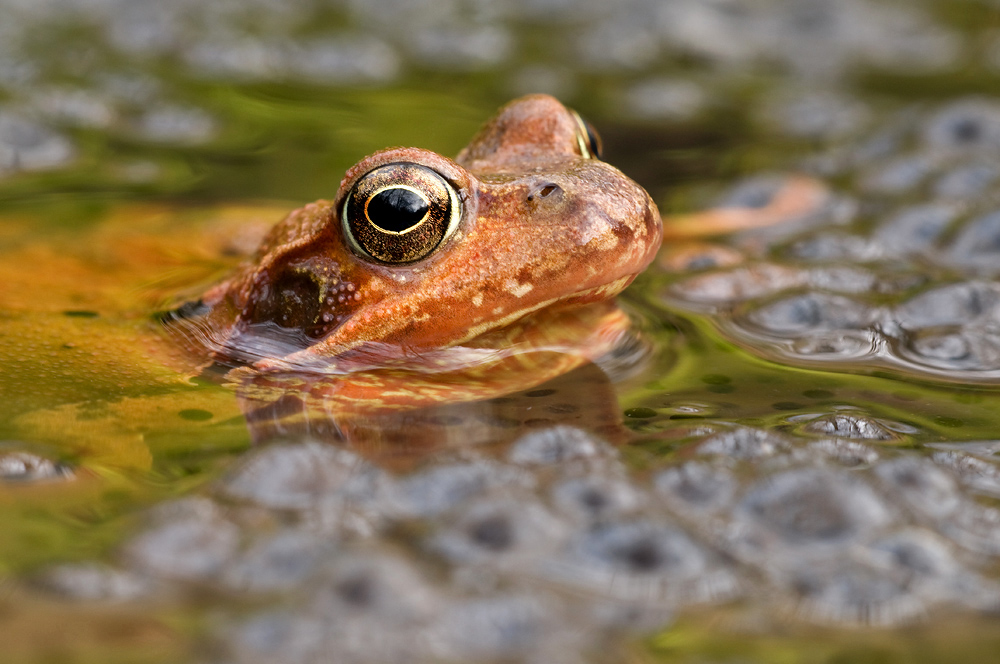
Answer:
[528,183,562,202]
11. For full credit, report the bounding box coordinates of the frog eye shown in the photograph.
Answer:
[342,162,462,264]
[571,110,603,160]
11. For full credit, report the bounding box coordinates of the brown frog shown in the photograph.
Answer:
[169,94,662,376]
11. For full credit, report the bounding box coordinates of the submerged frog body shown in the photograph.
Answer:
[169,94,661,375]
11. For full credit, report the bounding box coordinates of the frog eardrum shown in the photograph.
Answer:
[343,162,462,264]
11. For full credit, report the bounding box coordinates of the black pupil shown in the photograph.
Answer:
[367,188,429,233]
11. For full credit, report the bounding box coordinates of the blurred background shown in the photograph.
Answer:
[1,0,996,213]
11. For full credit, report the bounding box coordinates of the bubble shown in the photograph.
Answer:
[791,331,873,359]
[28,86,116,129]
[576,18,660,70]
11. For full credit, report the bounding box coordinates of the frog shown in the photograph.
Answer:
[166,94,662,378]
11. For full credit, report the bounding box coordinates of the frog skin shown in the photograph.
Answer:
[169,94,662,375]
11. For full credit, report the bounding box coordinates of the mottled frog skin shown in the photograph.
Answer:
[172,95,662,374]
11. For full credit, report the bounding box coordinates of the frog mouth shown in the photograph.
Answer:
[163,271,638,378]
[456,275,637,345]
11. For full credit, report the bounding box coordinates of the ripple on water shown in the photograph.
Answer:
[744,293,874,336]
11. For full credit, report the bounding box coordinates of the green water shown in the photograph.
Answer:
[4,1,1000,661]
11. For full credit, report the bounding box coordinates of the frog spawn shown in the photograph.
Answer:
[663,98,1000,381]
[35,413,1000,663]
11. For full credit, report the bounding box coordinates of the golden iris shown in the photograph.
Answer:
[343,163,461,264]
